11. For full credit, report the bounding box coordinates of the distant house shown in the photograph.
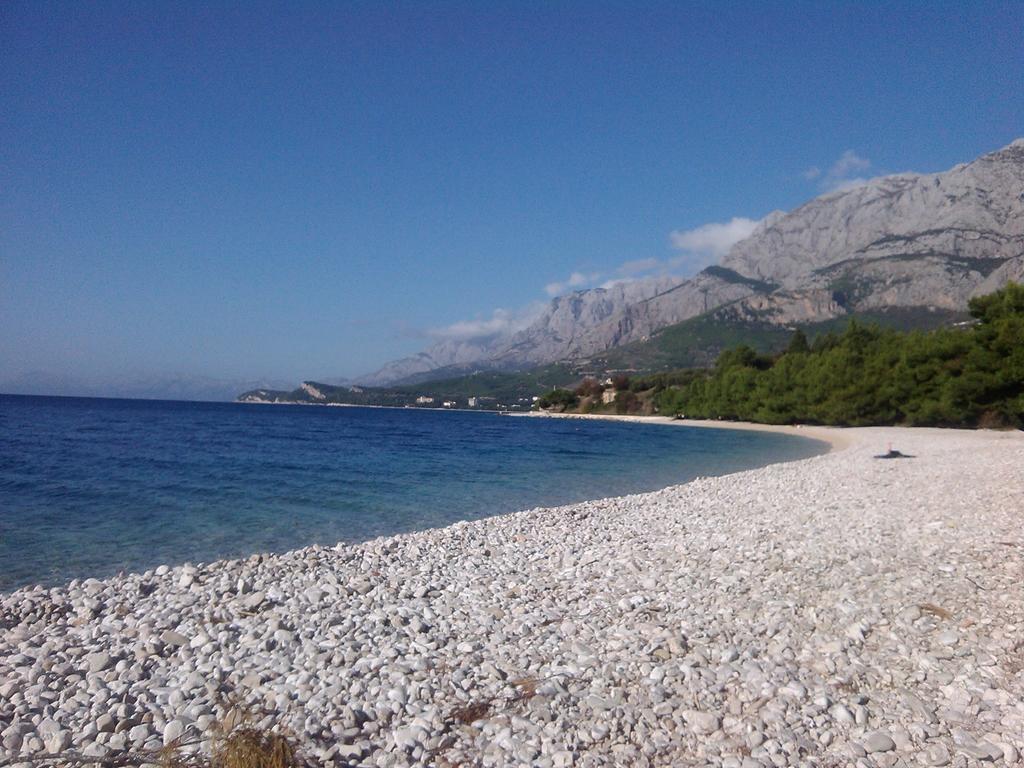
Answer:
[601,389,617,405]
[467,397,478,407]
[415,396,434,405]
[443,400,456,408]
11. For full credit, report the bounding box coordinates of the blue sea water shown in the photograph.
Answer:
[0,395,826,591]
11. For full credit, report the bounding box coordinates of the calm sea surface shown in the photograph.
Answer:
[0,395,826,591]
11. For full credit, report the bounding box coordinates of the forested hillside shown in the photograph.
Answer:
[652,283,1024,427]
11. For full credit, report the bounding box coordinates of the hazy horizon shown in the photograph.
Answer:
[3,2,1023,400]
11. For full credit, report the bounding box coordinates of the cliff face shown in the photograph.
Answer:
[725,140,1024,285]
[362,271,772,384]
[361,276,688,384]
[360,139,1024,385]
[718,139,1024,322]
[486,276,685,367]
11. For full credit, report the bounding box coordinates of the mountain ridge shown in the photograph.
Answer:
[303,138,1024,390]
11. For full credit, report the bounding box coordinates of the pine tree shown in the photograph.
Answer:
[786,328,810,355]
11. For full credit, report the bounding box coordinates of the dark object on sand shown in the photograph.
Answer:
[874,449,914,459]
[874,442,914,459]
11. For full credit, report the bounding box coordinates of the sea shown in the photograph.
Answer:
[0,395,826,592]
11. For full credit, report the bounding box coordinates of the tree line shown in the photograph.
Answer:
[538,284,1023,428]
[652,283,1023,427]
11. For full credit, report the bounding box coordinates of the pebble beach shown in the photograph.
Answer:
[1,423,1022,767]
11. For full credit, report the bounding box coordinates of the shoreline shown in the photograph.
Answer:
[513,410,855,452]
[236,398,527,416]
[1,427,1022,766]
[0,410,831,595]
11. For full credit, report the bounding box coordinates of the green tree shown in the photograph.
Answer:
[575,378,603,398]
[537,388,578,411]
[651,284,1024,428]
[786,328,810,355]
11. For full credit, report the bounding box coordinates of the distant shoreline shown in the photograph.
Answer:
[235,398,510,415]
[238,398,849,451]
[514,410,854,452]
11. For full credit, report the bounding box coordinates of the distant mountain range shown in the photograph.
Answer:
[359,275,687,385]
[240,138,1024,406]
[350,139,1023,387]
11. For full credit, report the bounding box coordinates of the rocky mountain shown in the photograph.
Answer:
[359,139,1024,385]
[359,275,685,385]
[718,138,1024,322]
[357,339,501,387]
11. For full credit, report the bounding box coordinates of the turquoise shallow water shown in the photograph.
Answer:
[0,395,826,591]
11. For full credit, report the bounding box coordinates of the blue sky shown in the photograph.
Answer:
[2,1,1022,397]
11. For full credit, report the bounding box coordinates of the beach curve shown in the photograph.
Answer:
[513,411,854,453]
[1,425,1022,766]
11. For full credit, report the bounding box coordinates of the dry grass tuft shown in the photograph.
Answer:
[918,603,953,620]
[209,727,299,768]
[444,675,551,729]
[833,678,860,694]
[508,677,538,703]
[449,700,492,725]
[0,718,303,768]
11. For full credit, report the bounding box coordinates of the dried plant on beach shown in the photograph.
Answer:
[918,603,953,620]
[446,674,552,726]
[0,719,303,768]
[207,727,299,768]
[449,700,493,725]
[508,677,539,703]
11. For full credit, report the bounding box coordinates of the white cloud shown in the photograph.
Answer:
[827,176,871,192]
[426,213,770,343]
[616,257,661,276]
[544,270,602,297]
[830,149,871,178]
[433,310,513,340]
[811,149,875,192]
[668,216,761,272]
[428,303,545,342]
[600,277,638,290]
